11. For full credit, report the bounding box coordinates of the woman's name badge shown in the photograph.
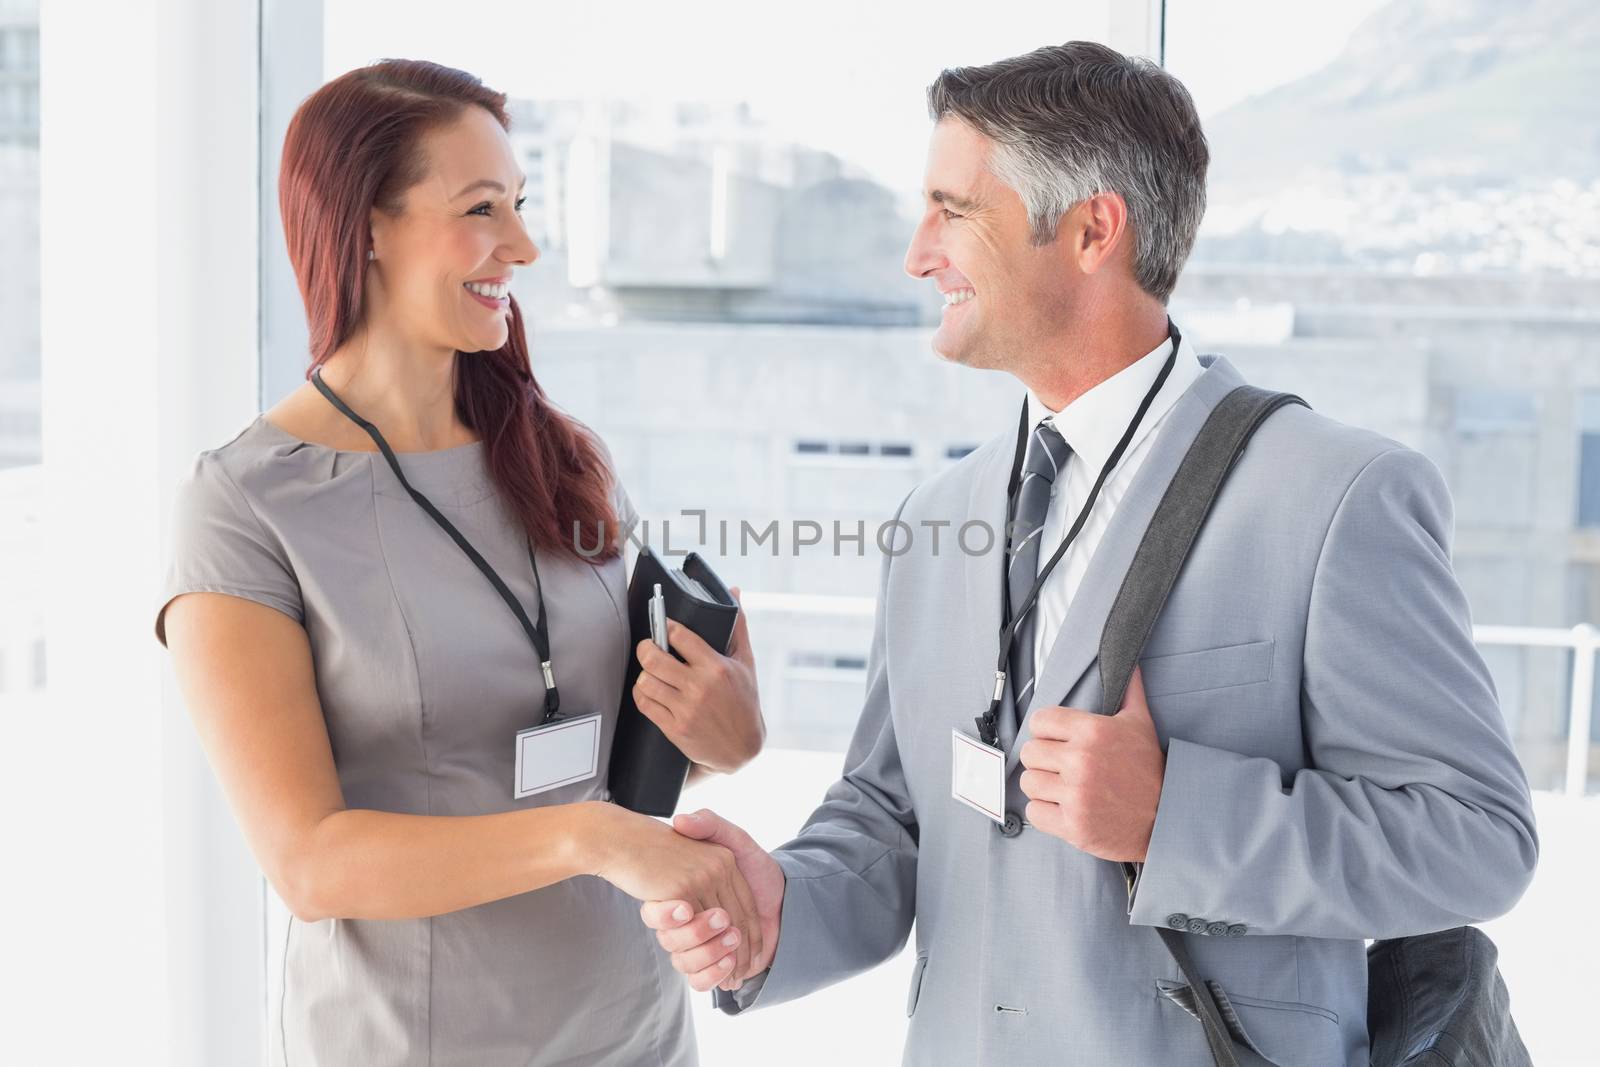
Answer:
[513,714,602,799]
[951,728,1006,823]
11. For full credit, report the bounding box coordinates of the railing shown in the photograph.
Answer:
[740,593,1597,798]
[1475,624,1596,799]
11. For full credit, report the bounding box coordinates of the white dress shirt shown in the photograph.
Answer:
[1022,327,1205,675]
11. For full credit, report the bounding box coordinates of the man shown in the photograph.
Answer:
[635,41,1537,1065]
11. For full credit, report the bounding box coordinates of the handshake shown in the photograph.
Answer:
[631,809,786,994]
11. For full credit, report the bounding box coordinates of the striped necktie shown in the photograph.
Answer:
[1006,419,1072,718]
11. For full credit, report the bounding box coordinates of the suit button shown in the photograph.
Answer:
[1206,922,1229,937]
[1166,913,1189,930]
[1227,924,1248,938]
[1000,811,1023,837]
[1186,918,1208,934]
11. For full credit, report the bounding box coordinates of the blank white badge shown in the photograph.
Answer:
[951,728,1006,823]
[513,713,602,799]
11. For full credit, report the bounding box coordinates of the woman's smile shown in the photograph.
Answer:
[463,277,510,310]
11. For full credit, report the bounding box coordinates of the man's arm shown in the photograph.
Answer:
[648,492,923,1013]
[722,491,922,1013]
[1126,447,1539,939]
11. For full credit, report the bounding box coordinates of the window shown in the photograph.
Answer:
[789,651,869,671]
[1452,388,1539,529]
[1578,391,1600,528]
[791,438,915,458]
[1167,5,1594,1057]
[0,0,42,722]
[302,4,1127,1062]
[779,647,872,751]
[1165,0,1597,783]
[226,2,1591,1064]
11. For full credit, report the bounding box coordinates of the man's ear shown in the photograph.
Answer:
[1071,192,1130,276]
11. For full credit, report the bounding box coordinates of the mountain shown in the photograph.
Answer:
[1204,0,1600,195]
[1192,0,1600,275]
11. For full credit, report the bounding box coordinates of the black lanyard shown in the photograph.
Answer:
[311,368,563,723]
[975,318,1181,746]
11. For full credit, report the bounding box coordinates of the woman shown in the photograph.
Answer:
[154,59,765,1065]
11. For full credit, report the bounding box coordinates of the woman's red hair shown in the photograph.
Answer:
[277,58,619,563]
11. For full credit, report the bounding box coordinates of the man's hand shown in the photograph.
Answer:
[639,809,785,993]
[634,587,765,775]
[1018,666,1165,862]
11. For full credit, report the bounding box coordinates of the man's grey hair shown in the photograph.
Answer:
[926,41,1208,305]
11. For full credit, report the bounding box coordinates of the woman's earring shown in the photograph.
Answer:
[367,249,375,261]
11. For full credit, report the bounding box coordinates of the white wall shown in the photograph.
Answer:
[7,1,265,1062]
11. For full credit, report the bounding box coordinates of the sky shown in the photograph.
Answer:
[324,0,1397,196]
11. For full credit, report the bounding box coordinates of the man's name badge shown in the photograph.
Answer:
[513,713,602,799]
[951,728,1006,823]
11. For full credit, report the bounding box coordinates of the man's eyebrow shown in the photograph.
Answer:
[453,174,529,199]
[929,189,978,211]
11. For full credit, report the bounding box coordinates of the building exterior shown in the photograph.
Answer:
[3,46,1595,789]
[482,96,1598,788]
[530,276,1599,789]
[0,0,39,468]
[0,0,37,148]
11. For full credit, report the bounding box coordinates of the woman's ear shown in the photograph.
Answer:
[367,204,391,262]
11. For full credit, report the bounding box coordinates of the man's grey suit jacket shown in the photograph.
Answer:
[715,354,1538,1066]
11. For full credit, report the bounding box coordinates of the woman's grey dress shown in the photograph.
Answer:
[154,415,694,1066]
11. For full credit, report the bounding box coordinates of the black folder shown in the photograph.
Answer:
[608,546,740,816]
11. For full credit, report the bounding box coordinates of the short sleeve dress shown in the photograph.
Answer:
[154,415,690,1067]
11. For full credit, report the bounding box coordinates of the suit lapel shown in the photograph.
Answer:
[1004,355,1245,777]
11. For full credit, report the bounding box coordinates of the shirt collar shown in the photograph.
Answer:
[1024,325,1205,474]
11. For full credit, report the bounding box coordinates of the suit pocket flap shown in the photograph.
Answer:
[1139,639,1275,699]
[1156,979,1340,1067]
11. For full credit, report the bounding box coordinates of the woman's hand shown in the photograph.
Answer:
[639,809,786,993]
[633,587,764,775]
[581,802,763,981]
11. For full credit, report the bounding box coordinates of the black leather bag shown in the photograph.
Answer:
[1366,927,1531,1067]
[1094,385,1531,1067]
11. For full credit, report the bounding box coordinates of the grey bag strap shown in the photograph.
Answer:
[1095,384,1309,1067]
[1157,925,1269,1067]
[1099,385,1308,714]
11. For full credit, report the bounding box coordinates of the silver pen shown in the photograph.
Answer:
[648,582,669,651]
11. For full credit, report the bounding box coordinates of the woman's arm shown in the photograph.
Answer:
[163,591,763,971]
